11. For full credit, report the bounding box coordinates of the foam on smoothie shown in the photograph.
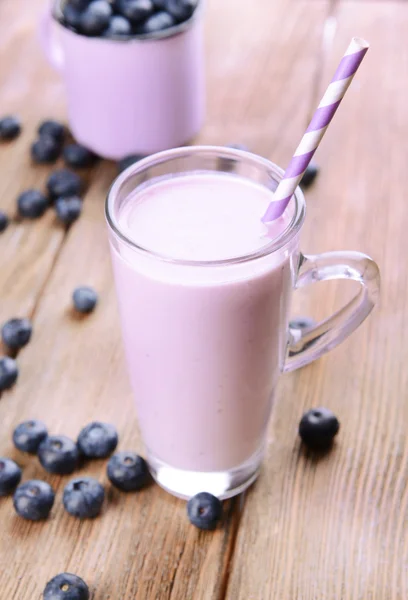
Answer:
[118,172,289,261]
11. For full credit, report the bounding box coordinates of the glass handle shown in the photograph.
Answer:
[284,251,380,372]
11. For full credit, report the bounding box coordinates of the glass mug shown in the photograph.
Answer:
[39,1,205,159]
[106,146,380,499]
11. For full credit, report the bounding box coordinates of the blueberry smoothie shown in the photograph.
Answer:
[109,169,297,498]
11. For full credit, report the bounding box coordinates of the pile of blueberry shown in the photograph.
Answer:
[61,0,198,39]
[32,120,98,168]
[0,114,147,233]
[30,120,99,226]
[0,417,225,598]
[0,115,92,228]
[0,288,98,392]
[0,420,151,598]
[1,418,225,525]
[16,167,85,225]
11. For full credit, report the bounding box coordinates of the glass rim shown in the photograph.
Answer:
[105,145,306,267]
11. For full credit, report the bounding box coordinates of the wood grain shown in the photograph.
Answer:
[0,0,328,598]
[226,2,408,599]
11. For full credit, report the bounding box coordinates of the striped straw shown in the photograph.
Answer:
[262,37,369,223]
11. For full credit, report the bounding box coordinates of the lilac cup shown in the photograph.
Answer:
[39,2,205,159]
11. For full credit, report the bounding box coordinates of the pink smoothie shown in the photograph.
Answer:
[110,172,295,472]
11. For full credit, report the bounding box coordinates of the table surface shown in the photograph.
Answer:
[0,0,407,598]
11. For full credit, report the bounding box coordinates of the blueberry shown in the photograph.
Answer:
[141,11,175,33]
[0,211,9,233]
[47,169,83,200]
[78,5,110,35]
[116,0,153,24]
[13,480,55,520]
[107,451,149,491]
[88,0,112,18]
[77,422,118,458]
[300,163,319,188]
[31,136,61,163]
[55,196,82,226]
[38,120,66,145]
[13,420,48,454]
[165,0,197,22]
[187,492,222,530]
[67,0,91,10]
[63,477,105,519]
[289,317,316,331]
[43,573,90,600]
[0,356,18,391]
[62,3,82,29]
[105,15,132,37]
[0,116,21,140]
[299,407,340,450]
[17,190,48,219]
[38,435,79,475]
[0,458,22,496]
[73,286,98,314]
[151,0,166,7]
[1,318,33,350]
[63,144,97,169]
[117,154,144,173]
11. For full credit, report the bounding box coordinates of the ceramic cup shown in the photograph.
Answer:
[39,1,205,159]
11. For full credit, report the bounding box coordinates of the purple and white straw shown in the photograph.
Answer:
[262,37,369,223]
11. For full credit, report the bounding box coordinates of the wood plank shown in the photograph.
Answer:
[0,0,328,597]
[226,2,408,599]
[203,0,330,162]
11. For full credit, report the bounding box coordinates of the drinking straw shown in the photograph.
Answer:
[262,37,369,223]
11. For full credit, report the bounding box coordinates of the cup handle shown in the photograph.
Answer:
[38,7,64,72]
[284,251,380,372]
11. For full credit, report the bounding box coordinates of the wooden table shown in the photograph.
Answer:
[0,0,407,598]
